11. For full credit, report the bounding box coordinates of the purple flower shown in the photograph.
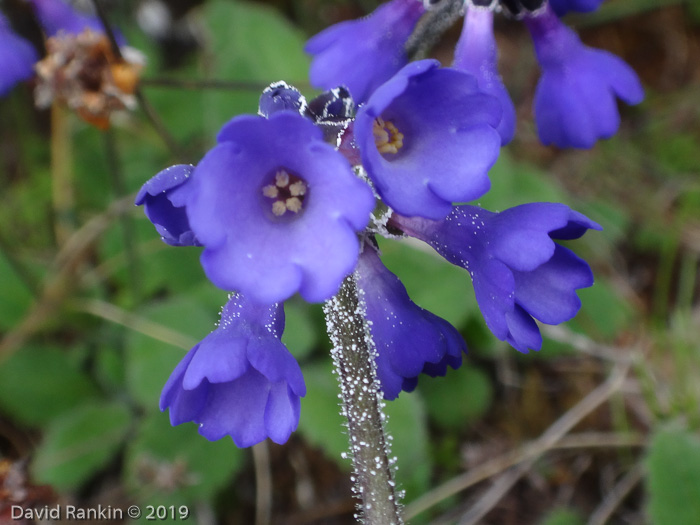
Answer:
[28,0,110,37]
[135,164,200,247]
[0,13,38,96]
[524,5,643,148]
[453,6,516,144]
[305,0,425,103]
[392,203,601,353]
[549,0,605,17]
[160,293,306,447]
[177,111,375,305]
[356,244,465,400]
[354,59,501,220]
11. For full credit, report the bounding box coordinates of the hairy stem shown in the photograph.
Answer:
[324,274,402,525]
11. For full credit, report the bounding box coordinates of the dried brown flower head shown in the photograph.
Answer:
[34,29,144,129]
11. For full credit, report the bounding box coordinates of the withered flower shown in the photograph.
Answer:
[34,29,144,129]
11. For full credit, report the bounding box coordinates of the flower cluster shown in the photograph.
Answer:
[140,60,601,447]
[306,0,643,148]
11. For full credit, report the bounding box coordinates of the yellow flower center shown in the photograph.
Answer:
[373,117,404,154]
[262,170,308,217]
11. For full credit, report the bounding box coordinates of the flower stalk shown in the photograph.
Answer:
[324,273,403,525]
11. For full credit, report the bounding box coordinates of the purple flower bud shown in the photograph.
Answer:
[258,81,307,118]
[454,6,516,144]
[354,59,501,220]
[0,13,38,96]
[176,111,375,304]
[525,5,643,148]
[549,0,605,17]
[356,244,465,400]
[305,0,425,103]
[135,164,200,247]
[160,293,306,447]
[392,203,601,353]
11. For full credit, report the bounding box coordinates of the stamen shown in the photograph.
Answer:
[373,117,404,155]
[272,201,287,216]
[275,171,290,187]
[262,169,309,217]
[286,197,302,213]
[289,181,306,197]
[262,185,279,198]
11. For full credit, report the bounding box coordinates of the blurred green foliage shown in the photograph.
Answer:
[0,0,699,523]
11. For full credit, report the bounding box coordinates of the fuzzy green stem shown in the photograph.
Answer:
[323,274,403,525]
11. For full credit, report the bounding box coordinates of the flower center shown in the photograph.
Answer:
[262,170,308,217]
[373,117,404,155]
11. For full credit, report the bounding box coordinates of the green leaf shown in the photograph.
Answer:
[32,401,131,490]
[124,296,218,411]
[538,508,585,525]
[0,345,99,426]
[201,0,312,134]
[282,298,320,361]
[0,249,34,331]
[297,362,348,464]
[479,152,569,210]
[124,411,245,505]
[419,365,493,431]
[378,237,475,328]
[385,391,431,501]
[646,426,700,525]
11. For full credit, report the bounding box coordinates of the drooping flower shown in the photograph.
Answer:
[453,6,516,144]
[0,13,39,96]
[135,164,200,247]
[160,293,306,447]
[524,4,643,148]
[354,59,501,220]
[176,111,375,305]
[392,203,601,353]
[305,0,425,104]
[548,0,605,17]
[356,243,465,399]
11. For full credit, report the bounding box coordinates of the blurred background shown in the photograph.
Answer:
[0,0,699,523]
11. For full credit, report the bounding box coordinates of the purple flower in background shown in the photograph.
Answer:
[28,0,110,37]
[524,5,643,148]
[453,6,516,145]
[305,0,424,103]
[0,13,39,96]
[135,164,200,247]
[393,203,601,353]
[549,0,605,17]
[356,244,465,399]
[160,293,306,447]
[354,60,501,220]
[178,111,374,305]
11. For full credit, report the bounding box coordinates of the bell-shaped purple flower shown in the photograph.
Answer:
[0,13,39,96]
[453,6,516,145]
[392,203,601,353]
[549,0,605,17]
[356,244,465,400]
[524,5,643,148]
[305,0,425,104]
[177,111,375,305]
[354,59,501,220]
[135,164,200,247]
[160,293,306,447]
[28,0,112,38]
